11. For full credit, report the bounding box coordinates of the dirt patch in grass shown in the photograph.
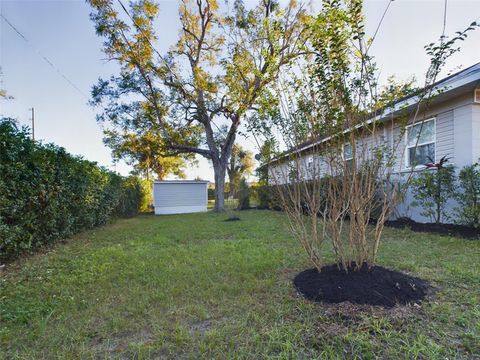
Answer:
[224,216,241,222]
[189,319,213,334]
[293,263,430,307]
[385,217,479,240]
[189,317,229,335]
[90,328,153,353]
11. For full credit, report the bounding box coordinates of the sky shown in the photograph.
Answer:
[1,0,479,181]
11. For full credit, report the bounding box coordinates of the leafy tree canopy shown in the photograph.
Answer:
[88,0,308,211]
[227,143,254,196]
[104,128,194,180]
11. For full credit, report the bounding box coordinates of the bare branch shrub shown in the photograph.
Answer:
[262,1,478,272]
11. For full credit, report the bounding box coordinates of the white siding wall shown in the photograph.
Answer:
[268,162,290,185]
[436,110,455,163]
[391,111,455,172]
[153,182,208,215]
[267,91,477,223]
[471,103,480,163]
[453,105,474,168]
[391,122,404,172]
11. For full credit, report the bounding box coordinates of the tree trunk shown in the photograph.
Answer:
[198,113,238,212]
[213,162,227,212]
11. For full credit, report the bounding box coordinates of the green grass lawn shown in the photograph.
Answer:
[1,210,479,359]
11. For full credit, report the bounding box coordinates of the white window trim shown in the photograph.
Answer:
[404,117,436,170]
[307,155,314,169]
[342,143,353,161]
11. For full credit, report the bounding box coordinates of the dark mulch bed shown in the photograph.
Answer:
[385,217,479,240]
[224,216,241,222]
[293,263,430,307]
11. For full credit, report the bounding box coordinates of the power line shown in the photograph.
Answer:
[366,0,394,54]
[0,13,91,101]
[0,12,134,125]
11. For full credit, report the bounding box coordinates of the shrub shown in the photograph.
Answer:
[256,184,288,210]
[207,187,228,201]
[237,178,250,210]
[0,118,146,261]
[455,162,480,227]
[138,178,153,213]
[411,165,456,224]
[115,176,145,217]
[255,184,272,209]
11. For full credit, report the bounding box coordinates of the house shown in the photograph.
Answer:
[267,63,480,223]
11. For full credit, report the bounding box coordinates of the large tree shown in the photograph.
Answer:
[104,128,192,180]
[88,0,308,211]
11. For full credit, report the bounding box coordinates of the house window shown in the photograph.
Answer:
[406,118,435,168]
[307,156,314,171]
[343,143,353,162]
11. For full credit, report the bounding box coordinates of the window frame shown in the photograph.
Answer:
[404,117,436,170]
[342,143,353,162]
[307,155,314,171]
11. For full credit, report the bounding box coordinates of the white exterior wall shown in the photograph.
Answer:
[267,91,478,223]
[392,93,471,172]
[268,162,290,185]
[153,181,208,215]
[470,102,480,163]
[392,95,474,222]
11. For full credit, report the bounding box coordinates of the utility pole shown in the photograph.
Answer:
[29,107,35,141]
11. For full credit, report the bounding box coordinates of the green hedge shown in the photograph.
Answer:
[255,184,280,210]
[0,118,146,261]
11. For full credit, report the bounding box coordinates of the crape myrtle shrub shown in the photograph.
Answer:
[0,118,144,261]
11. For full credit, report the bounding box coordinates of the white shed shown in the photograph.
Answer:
[153,180,208,215]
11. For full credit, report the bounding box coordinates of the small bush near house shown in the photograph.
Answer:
[455,161,480,227]
[411,165,456,224]
[0,118,146,261]
[254,182,309,212]
[237,178,250,210]
[255,184,273,209]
